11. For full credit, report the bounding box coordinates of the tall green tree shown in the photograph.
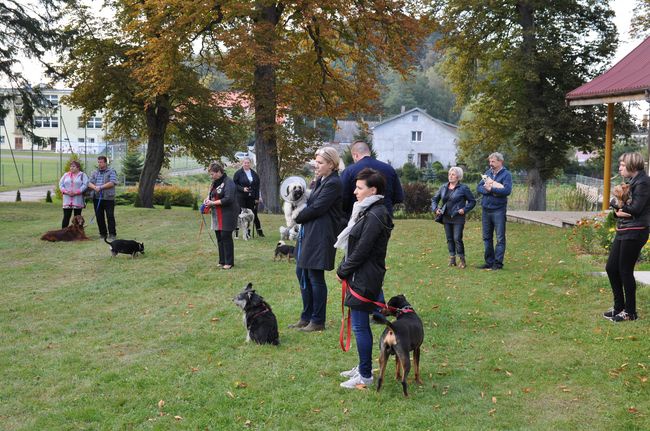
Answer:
[121,149,144,184]
[187,0,431,212]
[0,0,68,140]
[59,1,246,208]
[436,0,626,210]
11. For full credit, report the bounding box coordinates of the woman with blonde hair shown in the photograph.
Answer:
[289,146,345,332]
[431,166,476,268]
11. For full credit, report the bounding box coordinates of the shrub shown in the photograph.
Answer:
[119,185,194,207]
[402,182,433,214]
[16,190,21,202]
[164,197,172,209]
[570,211,617,256]
[400,163,420,183]
[45,190,53,203]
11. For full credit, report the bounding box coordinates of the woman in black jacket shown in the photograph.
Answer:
[335,168,393,389]
[604,152,650,322]
[431,167,476,268]
[204,162,240,269]
[288,147,344,332]
[233,157,264,237]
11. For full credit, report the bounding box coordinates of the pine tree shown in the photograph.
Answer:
[121,150,144,184]
[46,190,52,203]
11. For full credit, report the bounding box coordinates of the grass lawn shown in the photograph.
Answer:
[0,203,648,430]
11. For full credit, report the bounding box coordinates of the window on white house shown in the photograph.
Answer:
[78,138,84,143]
[34,116,59,128]
[411,131,422,142]
[0,136,4,144]
[412,115,418,122]
[44,94,59,108]
[78,116,103,128]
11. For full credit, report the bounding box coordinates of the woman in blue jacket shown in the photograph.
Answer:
[432,167,476,268]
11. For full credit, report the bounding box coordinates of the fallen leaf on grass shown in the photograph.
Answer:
[638,376,648,383]
[158,400,165,409]
[343,408,349,414]
[174,416,182,421]
[505,370,512,377]
[492,396,497,404]
[191,367,199,373]
[628,407,639,414]
[522,387,532,393]
[312,409,321,413]
[235,381,248,389]
[488,409,496,415]
[355,384,368,390]
[226,391,235,399]
[210,317,220,322]
[244,420,252,427]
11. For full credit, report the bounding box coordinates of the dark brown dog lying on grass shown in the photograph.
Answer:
[373,294,424,397]
[41,215,89,242]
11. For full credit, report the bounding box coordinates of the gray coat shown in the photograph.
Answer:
[295,172,344,270]
[209,175,240,232]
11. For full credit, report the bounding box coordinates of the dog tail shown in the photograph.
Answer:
[104,237,112,245]
[372,313,396,331]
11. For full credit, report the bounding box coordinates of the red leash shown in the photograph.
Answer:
[339,280,398,352]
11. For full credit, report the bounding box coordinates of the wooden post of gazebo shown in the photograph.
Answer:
[603,103,614,210]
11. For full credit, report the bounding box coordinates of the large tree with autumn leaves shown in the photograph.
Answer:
[59,2,246,208]
[185,0,431,212]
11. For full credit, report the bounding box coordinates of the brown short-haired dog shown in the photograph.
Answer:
[610,183,631,210]
[41,215,89,242]
[374,294,424,397]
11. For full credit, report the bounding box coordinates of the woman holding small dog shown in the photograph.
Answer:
[335,168,393,389]
[431,167,476,268]
[604,152,650,322]
[58,160,89,228]
[205,162,240,269]
[289,146,345,332]
[233,157,264,238]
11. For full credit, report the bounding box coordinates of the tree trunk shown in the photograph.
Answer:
[252,3,282,214]
[526,167,547,210]
[137,97,170,208]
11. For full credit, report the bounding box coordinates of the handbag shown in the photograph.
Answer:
[434,204,445,224]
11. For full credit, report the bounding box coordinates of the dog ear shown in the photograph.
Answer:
[245,282,253,290]
[286,185,290,195]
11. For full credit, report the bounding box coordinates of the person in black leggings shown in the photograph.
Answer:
[604,152,650,322]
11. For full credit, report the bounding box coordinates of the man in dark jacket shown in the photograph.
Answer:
[477,152,512,270]
[340,141,404,218]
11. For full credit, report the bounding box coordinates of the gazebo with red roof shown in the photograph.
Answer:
[566,36,650,209]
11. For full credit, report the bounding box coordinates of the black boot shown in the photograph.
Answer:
[458,256,466,269]
[257,229,265,238]
[448,256,456,267]
[235,229,239,238]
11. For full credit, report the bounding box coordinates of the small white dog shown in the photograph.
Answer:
[238,208,255,240]
[280,181,309,240]
[481,174,504,189]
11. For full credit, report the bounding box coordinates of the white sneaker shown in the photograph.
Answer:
[340,374,373,389]
[340,365,359,378]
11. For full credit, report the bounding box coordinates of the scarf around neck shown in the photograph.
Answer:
[334,194,384,253]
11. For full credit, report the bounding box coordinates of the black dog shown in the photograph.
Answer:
[274,241,295,262]
[373,294,424,397]
[105,237,145,258]
[233,283,280,346]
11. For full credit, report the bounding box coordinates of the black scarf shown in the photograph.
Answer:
[210,175,226,199]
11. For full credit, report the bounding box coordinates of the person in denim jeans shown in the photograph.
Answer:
[477,152,512,270]
[335,168,393,389]
[432,167,476,268]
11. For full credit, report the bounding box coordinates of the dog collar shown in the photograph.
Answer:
[396,307,414,316]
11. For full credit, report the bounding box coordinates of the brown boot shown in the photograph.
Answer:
[448,256,456,267]
[458,256,466,269]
